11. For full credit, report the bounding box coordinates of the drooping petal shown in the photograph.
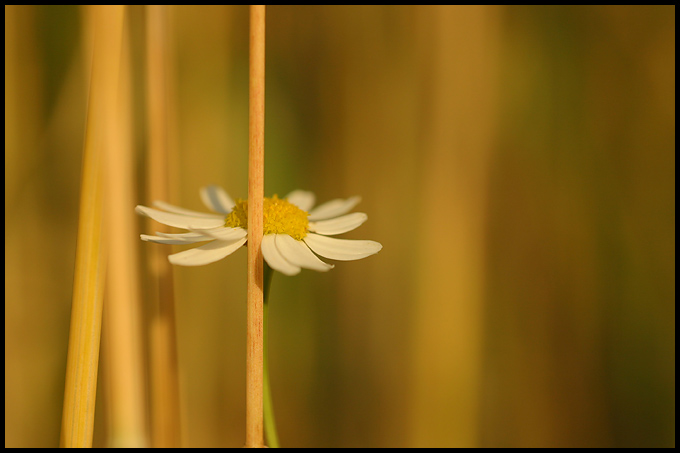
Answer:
[141,233,212,245]
[275,234,333,272]
[136,205,225,229]
[152,200,224,219]
[285,190,316,212]
[156,231,207,240]
[303,233,382,261]
[308,196,361,221]
[262,234,300,276]
[168,237,247,266]
[186,226,247,241]
[308,212,368,235]
[200,185,235,214]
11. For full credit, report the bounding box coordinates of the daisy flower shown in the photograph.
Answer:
[136,185,382,275]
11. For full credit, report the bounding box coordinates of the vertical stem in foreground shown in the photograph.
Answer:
[145,5,182,448]
[246,4,266,449]
[61,5,125,447]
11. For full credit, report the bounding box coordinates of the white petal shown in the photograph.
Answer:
[152,200,223,219]
[168,237,247,266]
[308,212,367,235]
[308,196,361,221]
[200,185,235,214]
[187,226,247,241]
[303,233,382,261]
[141,233,212,245]
[136,205,225,229]
[275,234,333,272]
[261,234,300,276]
[285,190,316,212]
[156,231,209,240]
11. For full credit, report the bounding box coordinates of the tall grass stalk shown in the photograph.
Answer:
[60,5,125,447]
[145,5,182,448]
[101,8,148,447]
[246,4,266,448]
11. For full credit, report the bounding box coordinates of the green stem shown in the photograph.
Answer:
[263,263,280,448]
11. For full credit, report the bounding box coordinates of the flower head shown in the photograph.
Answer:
[136,185,382,275]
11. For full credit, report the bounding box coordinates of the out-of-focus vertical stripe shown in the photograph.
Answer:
[408,5,500,447]
[145,5,182,448]
[101,9,148,447]
[60,5,125,447]
[4,5,48,447]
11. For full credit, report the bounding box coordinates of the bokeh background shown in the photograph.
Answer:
[5,5,675,448]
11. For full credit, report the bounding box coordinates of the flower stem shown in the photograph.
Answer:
[262,263,280,448]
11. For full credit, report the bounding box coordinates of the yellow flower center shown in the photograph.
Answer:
[225,195,309,240]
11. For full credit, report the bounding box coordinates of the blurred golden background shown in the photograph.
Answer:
[4,5,675,448]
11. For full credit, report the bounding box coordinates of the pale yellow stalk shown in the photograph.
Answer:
[101,9,148,447]
[60,5,125,448]
[145,4,182,448]
[246,4,266,449]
